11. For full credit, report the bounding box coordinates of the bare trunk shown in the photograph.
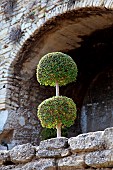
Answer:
[56,81,59,96]
[56,123,61,137]
[56,81,61,137]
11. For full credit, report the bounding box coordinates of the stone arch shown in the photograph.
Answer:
[4,1,113,110]
[1,1,113,146]
[8,0,113,68]
[8,8,113,109]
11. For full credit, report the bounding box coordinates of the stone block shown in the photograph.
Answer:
[85,149,113,168]
[9,143,35,163]
[104,127,113,149]
[85,131,105,151]
[57,153,86,168]
[104,0,113,8]
[37,148,63,158]
[37,148,71,158]
[0,165,16,170]
[0,150,10,165]
[68,134,85,152]
[68,131,104,153]
[18,159,56,170]
[39,137,68,150]
[38,138,69,158]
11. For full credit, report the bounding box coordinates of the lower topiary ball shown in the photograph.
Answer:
[37,96,77,129]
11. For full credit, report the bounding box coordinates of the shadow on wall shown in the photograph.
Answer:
[0,129,14,150]
[81,67,113,133]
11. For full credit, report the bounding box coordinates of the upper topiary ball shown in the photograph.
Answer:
[37,52,78,86]
[37,96,77,129]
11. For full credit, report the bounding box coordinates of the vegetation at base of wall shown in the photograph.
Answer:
[38,96,77,129]
[40,127,70,140]
[37,52,78,87]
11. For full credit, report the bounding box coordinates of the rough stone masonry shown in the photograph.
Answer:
[1,127,113,169]
[0,0,113,150]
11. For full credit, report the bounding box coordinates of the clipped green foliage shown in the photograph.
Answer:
[37,52,78,86]
[37,96,77,129]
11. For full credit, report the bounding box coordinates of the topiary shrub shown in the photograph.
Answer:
[37,52,77,87]
[37,52,78,137]
[38,96,77,137]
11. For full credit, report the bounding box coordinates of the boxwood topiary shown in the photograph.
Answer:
[37,96,77,129]
[37,52,78,137]
[37,52,78,87]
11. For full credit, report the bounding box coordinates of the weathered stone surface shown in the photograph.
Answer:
[0,145,7,151]
[39,137,68,150]
[57,153,86,169]
[85,150,113,168]
[0,150,10,165]
[68,131,104,153]
[14,159,56,170]
[1,0,113,149]
[60,148,71,157]
[37,138,69,158]
[9,143,35,163]
[104,127,113,149]
[0,165,18,170]
[85,131,105,151]
[68,134,85,152]
[37,148,70,158]
[2,134,113,169]
[3,108,41,146]
[37,148,63,158]
[0,110,8,131]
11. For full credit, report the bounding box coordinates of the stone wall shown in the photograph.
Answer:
[1,127,113,170]
[0,0,113,147]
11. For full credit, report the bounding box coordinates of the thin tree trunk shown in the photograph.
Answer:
[56,81,59,96]
[56,81,61,137]
[56,123,61,137]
